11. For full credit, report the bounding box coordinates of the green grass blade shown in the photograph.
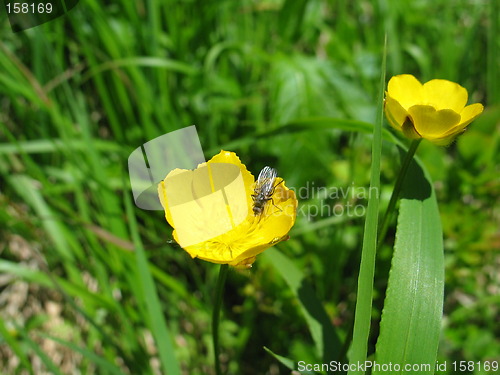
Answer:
[487,0,499,105]
[263,346,296,371]
[81,56,198,83]
[0,318,34,374]
[40,334,126,375]
[373,154,444,375]
[20,333,65,375]
[279,0,308,42]
[124,190,181,375]
[263,248,342,364]
[0,259,115,310]
[212,117,400,155]
[347,40,386,375]
[7,175,74,261]
[0,138,122,155]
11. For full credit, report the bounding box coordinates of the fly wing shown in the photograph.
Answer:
[256,166,277,196]
[258,166,277,181]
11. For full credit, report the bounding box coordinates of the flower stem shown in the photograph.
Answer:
[212,264,229,375]
[377,139,422,249]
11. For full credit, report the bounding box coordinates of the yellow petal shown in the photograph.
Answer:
[181,178,297,265]
[422,79,468,112]
[158,150,298,266]
[387,74,423,110]
[384,75,484,145]
[209,150,255,210]
[384,94,409,130]
[158,151,252,248]
[440,103,485,137]
[457,103,484,130]
[229,180,297,264]
[407,105,461,138]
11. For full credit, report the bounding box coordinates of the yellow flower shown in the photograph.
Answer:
[157,150,297,268]
[384,74,484,145]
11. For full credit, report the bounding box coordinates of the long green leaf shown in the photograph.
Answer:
[124,191,181,375]
[373,153,444,374]
[263,346,316,375]
[263,346,296,371]
[347,39,386,375]
[263,248,342,365]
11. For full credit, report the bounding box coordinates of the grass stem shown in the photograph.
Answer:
[212,264,229,375]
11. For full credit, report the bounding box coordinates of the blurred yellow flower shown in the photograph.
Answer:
[158,150,297,268]
[385,74,484,145]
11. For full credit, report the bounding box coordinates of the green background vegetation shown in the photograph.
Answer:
[0,0,498,374]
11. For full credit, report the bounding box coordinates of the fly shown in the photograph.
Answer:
[252,166,278,216]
